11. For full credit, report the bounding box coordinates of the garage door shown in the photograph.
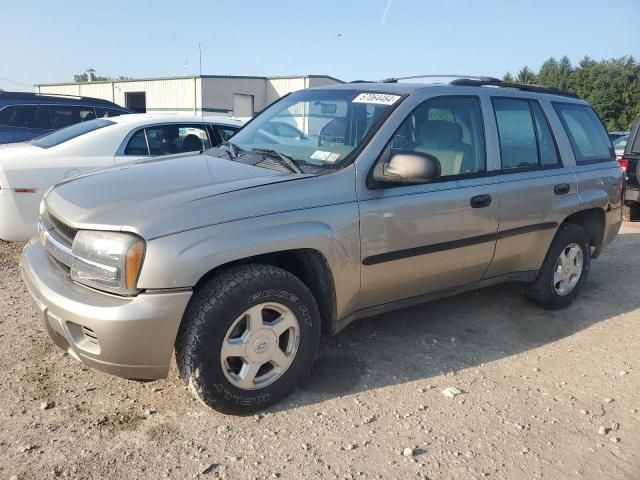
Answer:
[233,94,254,117]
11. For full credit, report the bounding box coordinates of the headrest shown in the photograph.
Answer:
[419,120,462,147]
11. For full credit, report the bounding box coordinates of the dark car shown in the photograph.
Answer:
[0,91,132,144]
[620,118,640,220]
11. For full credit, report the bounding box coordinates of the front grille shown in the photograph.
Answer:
[48,213,78,244]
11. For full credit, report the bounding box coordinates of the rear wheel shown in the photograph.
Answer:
[523,223,591,309]
[175,264,321,414]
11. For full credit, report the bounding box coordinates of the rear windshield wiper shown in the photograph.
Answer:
[250,148,303,174]
[220,140,243,159]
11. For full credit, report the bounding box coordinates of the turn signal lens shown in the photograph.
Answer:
[125,240,145,289]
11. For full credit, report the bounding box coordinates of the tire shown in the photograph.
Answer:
[523,223,591,310]
[622,202,640,222]
[175,264,321,414]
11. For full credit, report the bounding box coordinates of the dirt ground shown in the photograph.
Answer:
[1,224,639,480]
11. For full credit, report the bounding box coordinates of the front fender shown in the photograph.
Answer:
[137,203,361,320]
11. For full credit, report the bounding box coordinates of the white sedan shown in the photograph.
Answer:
[0,114,245,241]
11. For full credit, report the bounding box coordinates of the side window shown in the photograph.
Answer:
[553,103,613,164]
[531,102,560,166]
[493,98,538,169]
[145,124,212,156]
[124,129,149,155]
[49,106,97,129]
[214,125,238,142]
[387,96,486,178]
[96,107,125,118]
[0,105,37,128]
[32,105,53,129]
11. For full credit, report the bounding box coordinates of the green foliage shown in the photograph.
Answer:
[506,56,640,130]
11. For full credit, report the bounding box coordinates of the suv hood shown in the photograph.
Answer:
[45,152,313,238]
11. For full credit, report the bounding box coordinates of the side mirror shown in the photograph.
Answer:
[373,151,441,185]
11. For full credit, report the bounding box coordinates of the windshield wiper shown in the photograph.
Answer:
[220,140,243,159]
[251,148,303,174]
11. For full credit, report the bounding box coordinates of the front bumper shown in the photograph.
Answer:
[21,239,192,379]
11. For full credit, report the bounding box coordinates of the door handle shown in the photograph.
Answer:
[554,183,570,195]
[470,194,492,208]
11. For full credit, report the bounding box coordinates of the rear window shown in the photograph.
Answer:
[553,103,613,164]
[32,119,114,148]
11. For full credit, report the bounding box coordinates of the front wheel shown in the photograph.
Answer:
[175,264,321,414]
[523,223,591,309]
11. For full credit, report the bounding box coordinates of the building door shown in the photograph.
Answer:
[233,94,254,117]
[125,92,146,113]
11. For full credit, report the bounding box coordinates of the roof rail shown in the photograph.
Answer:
[0,91,120,105]
[449,78,579,99]
[380,74,501,84]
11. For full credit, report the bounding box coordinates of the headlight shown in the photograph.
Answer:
[71,230,145,295]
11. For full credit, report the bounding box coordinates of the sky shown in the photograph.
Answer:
[1,0,639,91]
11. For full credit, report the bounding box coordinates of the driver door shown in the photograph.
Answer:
[357,95,499,309]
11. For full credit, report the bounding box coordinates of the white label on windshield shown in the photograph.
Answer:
[310,150,332,160]
[326,152,341,163]
[352,93,400,105]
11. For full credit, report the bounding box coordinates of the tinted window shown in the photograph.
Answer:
[49,105,97,129]
[531,102,560,166]
[96,107,126,118]
[32,119,114,148]
[143,124,212,156]
[0,105,37,128]
[214,125,238,142]
[631,128,640,154]
[553,103,613,164]
[493,98,538,169]
[388,96,486,177]
[124,129,149,155]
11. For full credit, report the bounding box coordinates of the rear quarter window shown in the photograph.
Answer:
[552,103,614,164]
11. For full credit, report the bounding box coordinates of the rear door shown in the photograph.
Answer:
[358,95,499,308]
[485,97,577,278]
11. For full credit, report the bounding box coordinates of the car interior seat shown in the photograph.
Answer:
[414,120,474,176]
[182,134,203,152]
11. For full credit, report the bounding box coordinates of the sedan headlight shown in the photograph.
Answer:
[71,230,145,295]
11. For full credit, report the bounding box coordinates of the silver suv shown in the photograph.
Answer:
[21,77,624,413]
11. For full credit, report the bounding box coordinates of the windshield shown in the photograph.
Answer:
[228,89,403,169]
[613,135,628,148]
[32,118,114,148]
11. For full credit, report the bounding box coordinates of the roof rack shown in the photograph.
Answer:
[0,91,120,105]
[449,78,579,99]
[380,74,501,84]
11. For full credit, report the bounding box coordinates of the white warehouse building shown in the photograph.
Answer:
[35,75,343,117]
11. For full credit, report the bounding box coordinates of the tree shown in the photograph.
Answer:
[515,66,536,84]
[504,55,640,130]
[503,72,515,83]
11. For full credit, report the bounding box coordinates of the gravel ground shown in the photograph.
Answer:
[1,225,639,480]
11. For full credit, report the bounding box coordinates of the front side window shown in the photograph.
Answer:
[125,124,212,156]
[553,103,613,164]
[32,119,114,148]
[387,96,486,178]
[228,89,402,169]
[214,125,238,142]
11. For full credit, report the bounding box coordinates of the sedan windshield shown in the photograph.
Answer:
[228,89,403,169]
[32,118,114,149]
